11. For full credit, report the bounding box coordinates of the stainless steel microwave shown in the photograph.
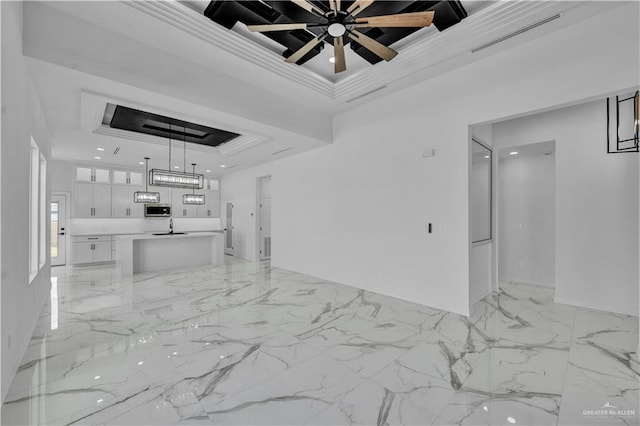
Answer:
[144,204,171,217]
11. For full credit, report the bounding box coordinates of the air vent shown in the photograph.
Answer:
[113,147,120,155]
[345,86,388,103]
[471,14,561,53]
[271,147,293,156]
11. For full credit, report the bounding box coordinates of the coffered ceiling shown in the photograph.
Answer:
[22,1,612,173]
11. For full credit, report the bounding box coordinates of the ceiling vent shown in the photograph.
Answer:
[471,14,561,53]
[113,147,120,155]
[271,147,293,156]
[345,85,387,103]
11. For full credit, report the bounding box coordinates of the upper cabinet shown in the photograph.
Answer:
[113,169,143,186]
[70,163,220,219]
[74,183,112,218]
[76,166,110,184]
[204,178,219,191]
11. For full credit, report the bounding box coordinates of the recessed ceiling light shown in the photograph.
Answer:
[94,375,101,380]
[174,166,180,169]
[96,399,104,404]
[220,165,227,168]
[94,156,101,160]
[329,56,336,63]
[206,169,211,173]
[509,151,518,155]
[507,417,516,424]
[138,161,144,165]
[484,155,489,159]
[137,361,144,366]
[97,147,105,151]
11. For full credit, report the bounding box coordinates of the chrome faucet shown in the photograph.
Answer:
[169,218,173,234]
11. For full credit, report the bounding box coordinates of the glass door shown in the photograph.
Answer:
[51,194,67,266]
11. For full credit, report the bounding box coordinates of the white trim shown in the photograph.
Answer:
[554,296,638,317]
[498,277,554,288]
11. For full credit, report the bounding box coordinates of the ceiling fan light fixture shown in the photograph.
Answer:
[328,23,346,37]
[245,0,436,74]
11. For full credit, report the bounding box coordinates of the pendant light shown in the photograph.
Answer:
[183,163,205,205]
[149,122,204,189]
[133,157,160,203]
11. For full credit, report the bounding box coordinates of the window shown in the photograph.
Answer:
[29,137,46,282]
[39,153,47,269]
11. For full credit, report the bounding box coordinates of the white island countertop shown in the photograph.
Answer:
[116,230,223,240]
[116,231,224,277]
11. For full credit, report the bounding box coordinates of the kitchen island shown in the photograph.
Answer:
[116,231,224,277]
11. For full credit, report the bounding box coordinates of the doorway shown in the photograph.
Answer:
[225,202,234,256]
[256,176,272,260]
[51,194,67,266]
[497,141,556,288]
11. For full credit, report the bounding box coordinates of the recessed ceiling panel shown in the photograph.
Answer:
[204,0,468,67]
[108,104,240,147]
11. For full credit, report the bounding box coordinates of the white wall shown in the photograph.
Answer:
[221,3,639,316]
[498,150,556,286]
[50,159,74,193]
[1,1,53,402]
[494,100,638,315]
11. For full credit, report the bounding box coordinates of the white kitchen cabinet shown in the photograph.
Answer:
[172,189,198,217]
[72,236,112,264]
[76,166,110,183]
[204,179,219,191]
[112,185,144,217]
[113,169,143,186]
[74,183,111,217]
[197,190,220,217]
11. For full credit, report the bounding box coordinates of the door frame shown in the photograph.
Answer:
[51,192,70,266]
[224,201,234,255]
[255,175,272,261]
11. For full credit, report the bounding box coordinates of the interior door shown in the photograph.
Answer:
[225,202,234,255]
[259,198,271,260]
[51,194,66,266]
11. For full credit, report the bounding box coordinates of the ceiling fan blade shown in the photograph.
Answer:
[247,23,311,32]
[348,30,397,61]
[285,35,324,64]
[334,36,346,73]
[336,0,342,12]
[329,0,337,12]
[347,0,374,17]
[355,11,435,28]
[291,0,325,18]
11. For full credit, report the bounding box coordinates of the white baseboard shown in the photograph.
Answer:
[554,296,638,317]
[499,276,554,288]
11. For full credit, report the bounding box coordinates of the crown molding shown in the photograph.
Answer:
[122,1,589,108]
[125,0,335,99]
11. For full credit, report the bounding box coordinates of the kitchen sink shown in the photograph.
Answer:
[152,232,187,236]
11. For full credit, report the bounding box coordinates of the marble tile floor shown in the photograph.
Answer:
[1,258,638,425]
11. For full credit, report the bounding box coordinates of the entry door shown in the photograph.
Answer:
[225,202,234,255]
[51,194,67,266]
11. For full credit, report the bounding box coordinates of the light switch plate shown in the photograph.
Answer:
[422,149,436,158]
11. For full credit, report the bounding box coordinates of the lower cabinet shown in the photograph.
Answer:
[72,236,113,264]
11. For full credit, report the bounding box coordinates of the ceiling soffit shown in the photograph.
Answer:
[126,0,581,105]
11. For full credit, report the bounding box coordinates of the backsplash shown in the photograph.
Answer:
[70,217,222,235]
